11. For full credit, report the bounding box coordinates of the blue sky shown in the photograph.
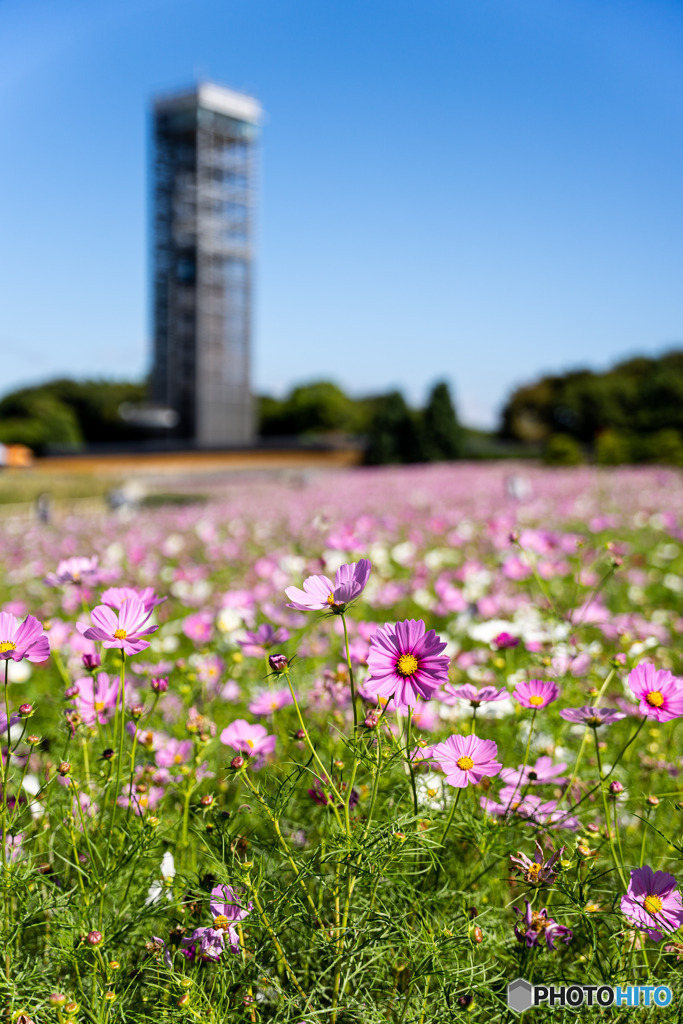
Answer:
[1,0,682,427]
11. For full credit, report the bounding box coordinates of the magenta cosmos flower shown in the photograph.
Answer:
[74,672,119,725]
[211,883,252,940]
[220,719,276,762]
[101,586,166,613]
[621,866,683,941]
[627,663,683,722]
[513,679,559,710]
[239,624,290,657]
[0,612,49,664]
[248,688,295,716]
[285,558,371,612]
[82,597,158,656]
[429,733,502,788]
[364,619,449,709]
[44,556,101,587]
[443,682,508,707]
[559,706,625,727]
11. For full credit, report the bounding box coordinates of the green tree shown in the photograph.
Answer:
[543,433,583,466]
[364,391,427,465]
[0,392,83,452]
[421,381,463,461]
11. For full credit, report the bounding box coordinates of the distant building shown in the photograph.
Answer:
[151,82,261,446]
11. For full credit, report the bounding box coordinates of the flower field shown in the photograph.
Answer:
[4,461,683,1022]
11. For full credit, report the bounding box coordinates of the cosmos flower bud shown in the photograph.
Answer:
[64,686,79,699]
[26,735,40,745]
[82,652,101,670]
[49,994,66,1006]
[101,748,115,760]
[472,927,483,943]
[268,654,288,673]
[86,931,103,946]
[151,676,169,693]
[363,711,379,729]
[647,795,660,807]
[130,705,144,720]
[58,762,71,776]
[295,729,305,740]
[230,756,246,770]
[200,794,214,807]
[18,704,33,717]
[64,1003,79,1014]
[492,632,519,650]
[609,780,624,795]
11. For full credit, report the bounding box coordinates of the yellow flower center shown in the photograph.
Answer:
[246,739,254,749]
[396,653,419,677]
[644,895,663,915]
[173,754,183,764]
[646,691,665,708]
[427,787,437,798]
[456,755,475,771]
[113,629,128,640]
[528,695,545,706]
[326,593,335,605]
[213,914,229,931]
[527,863,541,881]
[94,701,105,712]
[0,642,16,653]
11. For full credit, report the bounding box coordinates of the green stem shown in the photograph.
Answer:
[504,709,536,813]
[340,612,358,731]
[594,729,627,888]
[438,786,462,847]
[105,653,126,864]
[282,667,345,831]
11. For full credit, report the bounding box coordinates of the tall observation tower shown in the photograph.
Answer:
[151,82,261,447]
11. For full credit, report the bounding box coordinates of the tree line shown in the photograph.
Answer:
[500,349,683,465]
[0,378,463,464]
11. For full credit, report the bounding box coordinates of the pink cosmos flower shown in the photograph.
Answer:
[100,586,165,613]
[621,866,683,941]
[493,632,519,649]
[500,755,567,788]
[513,679,559,710]
[182,611,214,644]
[364,619,449,710]
[429,733,502,788]
[211,884,252,925]
[117,784,164,816]
[155,738,193,769]
[239,624,290,657]
[514,899,572,949]
[285,558,371,612]
[442,682,509,707]
[74,672,119,725]
[559,706,625,727]
[44,556,101,587]
[0,612,49,664]
[219,720,276,763]
[627,663,683,722]
[248,689,295,716]
[181,926,225,962]
[82,597,158,656]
